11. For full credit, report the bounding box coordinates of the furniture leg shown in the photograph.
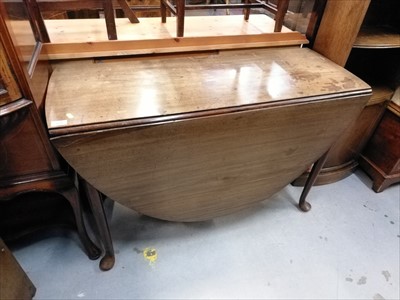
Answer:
[274,0,289,32]
[23,0,50,42]
[161,0,167,23]
[298,150,330,212]
[243,0,250,21]
[176,0,185,37]
[57,181,101,260]
[117,0,139,23]
[0,173,101,260]
[79,177,115,271]
[226,0,230,15]
[103,0,118,40]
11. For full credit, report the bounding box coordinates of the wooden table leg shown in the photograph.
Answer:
[79,177,115,271]
[298,150,330,212]
[58,181,101,260]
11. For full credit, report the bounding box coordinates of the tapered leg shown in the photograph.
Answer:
[23,0,50,42]
[243,0,250,21]
[274,0,290,32]
[298,150,330,212]
[161,0,167,23]
[103,0,118,40]
[79,177,115,271]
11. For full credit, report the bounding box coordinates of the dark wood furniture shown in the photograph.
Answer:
[0,2,100,260]
[359,94,400,192]
[0,238,36,300]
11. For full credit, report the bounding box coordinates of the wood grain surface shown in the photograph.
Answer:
[312,0,371,66]
[46,47,371,221]
[354,27,400,49]
[8,14,307,59]
[46,47,370,132]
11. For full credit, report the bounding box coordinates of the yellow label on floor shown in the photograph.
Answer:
[143,248,157,266]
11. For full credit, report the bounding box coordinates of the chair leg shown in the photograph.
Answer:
[103,0,118,40]
[176,0,185,37]
[243,0,250,21]
[23,0,50,42]
[226,0,230,15]
[274,0,289,32]
[298,150,330,212]
[117,0,139,23]
[161,0,167,23]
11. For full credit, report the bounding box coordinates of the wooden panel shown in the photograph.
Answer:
[51,95,369,222]
[46,47,370,132]
[0,103,57,180]
[5,14,308,59]
[312,0,371,66]
[43,32,308,60]
[0,239,36,300]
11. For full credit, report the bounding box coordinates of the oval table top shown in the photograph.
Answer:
[46,47,371,136]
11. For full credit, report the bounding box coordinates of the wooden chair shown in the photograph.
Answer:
[23,0,140,41]
[160,0,290,37]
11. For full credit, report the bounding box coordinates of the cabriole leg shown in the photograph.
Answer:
[79,177,115,271]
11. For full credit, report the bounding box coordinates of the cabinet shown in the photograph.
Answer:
[359,90,400,192]
[0,4,99,259]
[343,0,399,185]
[293,0,399,185]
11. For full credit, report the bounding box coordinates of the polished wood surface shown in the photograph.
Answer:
[51,95,368,222]
[46,47,370,132]
[354,27,400,49]
[46,47,371,221]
